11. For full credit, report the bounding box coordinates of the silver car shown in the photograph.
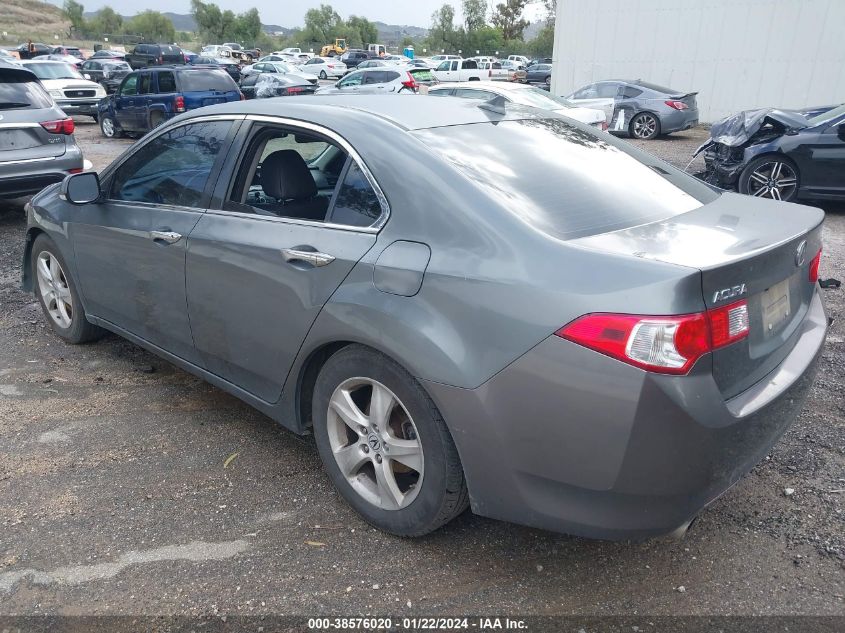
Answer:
[566,79,699,139]
[316,68,424,94]
[21,96,826,540]
[0,61,84,198]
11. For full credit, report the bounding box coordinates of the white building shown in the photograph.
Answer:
[551,0,845,123]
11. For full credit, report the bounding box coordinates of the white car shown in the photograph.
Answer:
[430,54,462,64]
[507,54,530,66]
[0,48,21,65]
[32,54,83,68]
[381,55,412,66]
[202,45,234,59]
[20,60,105,121]
[241,61,318,84]
[427,82,609,131]
[299,56,347,79]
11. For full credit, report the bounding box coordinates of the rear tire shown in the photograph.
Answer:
[149,111,165,130]
[319,70,327,80]
[629,112,661,140]
[31,234,104,344]
[312,345,469,537]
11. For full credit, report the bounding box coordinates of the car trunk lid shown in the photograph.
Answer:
[571,192,824,398]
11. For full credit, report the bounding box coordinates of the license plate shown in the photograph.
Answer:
[761,279,791,335]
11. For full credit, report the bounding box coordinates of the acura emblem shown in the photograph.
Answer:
[795,240,807,267]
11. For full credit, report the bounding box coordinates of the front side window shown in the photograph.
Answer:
[110,121,232,208]
[436,61,450,72]
[120,74,138,96]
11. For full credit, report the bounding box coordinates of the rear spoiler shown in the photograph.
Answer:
[670,92,698,100]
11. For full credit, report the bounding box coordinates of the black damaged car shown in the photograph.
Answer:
[698,104,845,202]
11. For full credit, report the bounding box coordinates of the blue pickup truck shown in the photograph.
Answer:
[97,66,242,138]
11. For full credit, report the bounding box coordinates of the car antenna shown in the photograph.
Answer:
[477,94,507,115]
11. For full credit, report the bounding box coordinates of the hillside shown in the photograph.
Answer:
[0,0,70,46]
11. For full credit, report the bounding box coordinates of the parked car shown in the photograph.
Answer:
[299,56,347,79]
[241,73,318,99]
[20,60,105,121]
[80,59,132,93]
[316,67,431,95]
[429,54,462,64]
[189,56,242,81]
[51,46,85,61]
[125,44,185,70]
[427,82,607,130]
[15,42,51,60]
[240,61,318,85]
[381,55,412,66]
[507,54,530,66]
[431,59,483,82]
[565,80,699,140]
[201,45,234,59]
[257,54,289,63]
[0,61,83,198]
[698,104,845,202]
[31,54,84,68]
[222,42,245,61]
[182,50,199,63]
[477,61,510,81]
[524,63,552,86]
[0,48,20,64]
[23,95,827,541]
[90,49,126,60]
[356,59,387,70]
[96,67,241,138]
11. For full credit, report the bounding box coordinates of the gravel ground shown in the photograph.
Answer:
[0,118,843,619]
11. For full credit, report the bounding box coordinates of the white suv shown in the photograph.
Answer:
[20,60,105,121]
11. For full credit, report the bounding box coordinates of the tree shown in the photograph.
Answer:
[233,7,262,43]
[126,11,176,43]
[62,0,87,36]
[302,3,342,44]
[462,0,487,33]
[89,6,123,36]
[428,4,458,52]
[344,15,378,48]
[491,0,529,41]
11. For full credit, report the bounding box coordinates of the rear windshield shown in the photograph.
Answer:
[410,68,435,82]
[179,70,237,92]
[161,46,182,56]
[0,76,53,109]
[413,118,718,240]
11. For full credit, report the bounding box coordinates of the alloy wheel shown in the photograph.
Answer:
[320,70,327,80]
[326,377,424,510]
[101,116,114,137]
[747,161,798,201]
[36,251,73,329]
[632,113,659,139]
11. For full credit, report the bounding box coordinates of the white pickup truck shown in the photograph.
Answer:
[432,59,484,82]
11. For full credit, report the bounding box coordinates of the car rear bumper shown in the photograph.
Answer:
[0,144,83,198]
[659,108,700,134]
[424,289,827,540]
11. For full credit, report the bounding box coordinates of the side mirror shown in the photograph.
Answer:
[60,172,101,205]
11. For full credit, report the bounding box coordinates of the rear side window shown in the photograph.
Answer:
[385,71,400,82]
[621,86,643,99]
[462,61,478,69]
[138,73,151,94]
[414,118,717,241]
[328,161,383,227]
[161,46,180,56]
[110,121,232,208]
[157,71,176,92]
[0,76,53,109]
[178,70,237,92]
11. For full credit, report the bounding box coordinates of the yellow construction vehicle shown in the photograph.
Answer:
[320,38,347,57]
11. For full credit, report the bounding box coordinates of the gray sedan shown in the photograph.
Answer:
[21,96,827,540]
[566,79,699,139]
[0,61,84,198]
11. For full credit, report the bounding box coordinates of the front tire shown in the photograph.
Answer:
[738,155,800,202]
[312,345,469,536]
[99,114,122,138]
[32,234,104,344]
[629,112,661,140]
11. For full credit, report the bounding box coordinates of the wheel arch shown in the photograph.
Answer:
[20,226,46,292]
[295,340,356,431]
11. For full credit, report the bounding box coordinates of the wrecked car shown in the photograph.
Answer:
[697,104,845,201]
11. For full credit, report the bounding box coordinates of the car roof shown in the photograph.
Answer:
[430,82,525,94]
[190,94,549,132]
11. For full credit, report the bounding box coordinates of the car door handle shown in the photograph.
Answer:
[281,248,335,267]
[150,230,182,244]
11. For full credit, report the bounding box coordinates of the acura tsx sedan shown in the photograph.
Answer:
[21,96,827,540]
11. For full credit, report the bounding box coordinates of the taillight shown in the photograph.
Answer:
[159,55,164,64]
[327,64,334,68]
[557,301,749,375]
[287,87,302,94]
[175,95,185,112]
[665,100,688,110]
[67,167,83,174]
[40,118,74,135]
[401,72,418,90]
[808,248,822,283]
[239,91,245,100]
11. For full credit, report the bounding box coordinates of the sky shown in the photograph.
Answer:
[54,0,548,29]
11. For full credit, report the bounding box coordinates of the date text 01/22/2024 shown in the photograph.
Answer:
[307,617,529,630]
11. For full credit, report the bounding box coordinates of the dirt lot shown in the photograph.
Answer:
[0,118,843,620]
